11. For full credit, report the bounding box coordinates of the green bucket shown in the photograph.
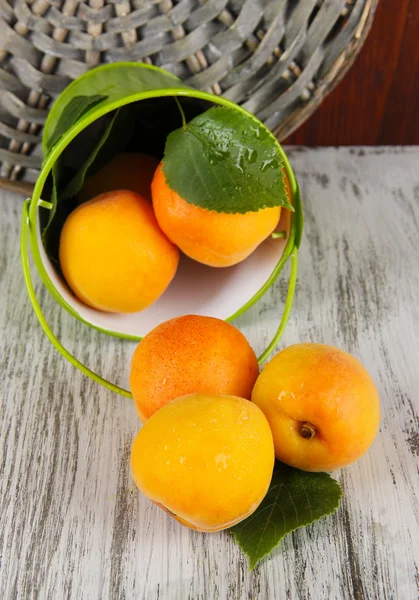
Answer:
[21,62,303,399]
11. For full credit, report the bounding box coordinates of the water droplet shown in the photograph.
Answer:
[248,125,261,139]
[215,453,228,470]
[261,158,279,172]
[245,147,258,163]
[276,390,295,406]
[238,409,249,422]
[235,150,245,172]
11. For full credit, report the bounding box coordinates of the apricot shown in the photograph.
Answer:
[78,153,159,203]
[130,314,259,421]
[251,344,380,471]
[130,393,275,532]
[59,190,179,313]
[151,163,282,267]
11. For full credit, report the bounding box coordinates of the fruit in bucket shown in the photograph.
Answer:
[130,315,259,421]
[59,190,179,313]
[251,343,380,471]
[151,163,283,267]
[78,153,159,203]
[130,393,275,532]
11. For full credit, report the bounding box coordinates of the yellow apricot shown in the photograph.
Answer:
[251,344,380,471]
[78,153,159,203]
[151,163,282,267]
[59,190,179,313]
[130,393,275,532]
[130,315,259,422]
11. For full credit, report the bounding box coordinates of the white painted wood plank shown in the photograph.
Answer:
[1,147,418,600]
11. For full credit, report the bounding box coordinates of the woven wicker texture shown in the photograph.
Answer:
[0,0,377,188]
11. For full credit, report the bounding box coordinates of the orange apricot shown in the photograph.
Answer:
[59,190,179,313]
[130,393,275,532]
[251,343,380,471]
[130,314,259,421]
[151,163,282,267]
[78,153,159,203]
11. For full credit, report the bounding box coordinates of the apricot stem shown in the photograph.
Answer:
[300,422,316,440]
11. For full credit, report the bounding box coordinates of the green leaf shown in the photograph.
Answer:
[81,105,134,179]
[60,105,133,201]
[45,94,108,154]
[230,462,342,569]
[42,64,186,155]
[162,106,294,214]
[59,113,115,201]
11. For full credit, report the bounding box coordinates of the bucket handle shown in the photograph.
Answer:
[21,199,298,398]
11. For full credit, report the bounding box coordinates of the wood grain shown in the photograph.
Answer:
[285,0,419,145]
[1,148,419,599]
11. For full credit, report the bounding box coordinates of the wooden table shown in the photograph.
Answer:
[1,147,418,600]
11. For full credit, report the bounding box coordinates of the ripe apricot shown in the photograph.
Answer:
[151,163,282,267]
[59,190,179,313]
[130,314,259,421]
[251,344,380,471]
[130,393,275,532]
[78,153,159,203]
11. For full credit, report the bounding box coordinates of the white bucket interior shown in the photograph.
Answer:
[38,208,291,337]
